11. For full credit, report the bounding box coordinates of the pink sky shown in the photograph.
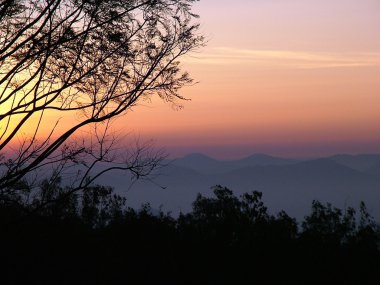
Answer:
[8,0,380,159]
[119,0,380,158]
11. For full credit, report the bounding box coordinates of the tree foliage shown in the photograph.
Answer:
[0,0,203,205]
[1,184,380,284]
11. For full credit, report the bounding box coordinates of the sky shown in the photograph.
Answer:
[119,0,380,158]
[7,0,380,159]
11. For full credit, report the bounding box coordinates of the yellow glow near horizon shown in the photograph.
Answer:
[2,0,380,158]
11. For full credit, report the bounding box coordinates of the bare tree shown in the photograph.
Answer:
[0,0,203,206]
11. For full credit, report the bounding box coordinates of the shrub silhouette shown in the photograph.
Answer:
[0,183,379,284]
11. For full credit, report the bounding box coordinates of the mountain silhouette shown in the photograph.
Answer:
[172,153,297,175]
[94,153,380,221]
[330,154,380,172]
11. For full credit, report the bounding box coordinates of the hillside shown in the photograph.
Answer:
[95,154,380,220]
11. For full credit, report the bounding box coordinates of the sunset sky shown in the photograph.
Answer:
[120,0,380,158]
[29,0,380,159]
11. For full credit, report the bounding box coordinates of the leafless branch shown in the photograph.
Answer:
[0,0,203,208]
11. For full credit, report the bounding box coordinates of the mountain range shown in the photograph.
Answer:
[96,153,380,221]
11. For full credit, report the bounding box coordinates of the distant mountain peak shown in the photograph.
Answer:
[239,153,296,165]
[328,153,380,172]
[180,153,217,161]
[243,153,276,159]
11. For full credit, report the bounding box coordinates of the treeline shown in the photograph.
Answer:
[1,182,380,284]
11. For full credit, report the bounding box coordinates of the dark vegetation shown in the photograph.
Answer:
[1,182,379,284]
[3,2,378,283]
[0,0,202,201]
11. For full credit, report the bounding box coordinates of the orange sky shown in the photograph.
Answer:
[4,0,380,159]
[118,0,380,158]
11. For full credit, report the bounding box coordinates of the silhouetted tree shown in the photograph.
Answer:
[1,183,380,284]
[301,200,357,245]
[0,0,203,207]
